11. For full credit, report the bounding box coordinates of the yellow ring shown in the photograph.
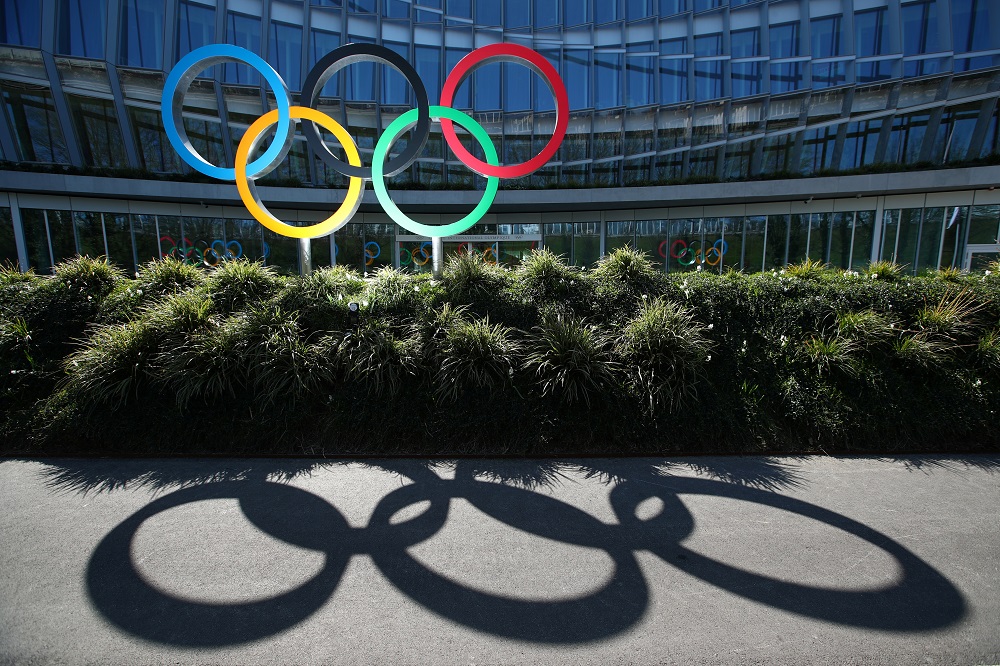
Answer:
[235,106,364,239]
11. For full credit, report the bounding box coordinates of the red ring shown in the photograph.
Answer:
[439,43,568,179]
[658,240,668,258]
[670,240,688,259]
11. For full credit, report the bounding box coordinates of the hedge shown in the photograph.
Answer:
[2,251,999,457]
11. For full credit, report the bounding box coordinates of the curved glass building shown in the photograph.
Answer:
[3,0,1000,275]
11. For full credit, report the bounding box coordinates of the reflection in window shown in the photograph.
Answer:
[655,59,685,104]
[67,95,128,167]
[594,53,622,109]
[0,208,17,269]
[1,0,40,47]
[594,0,620,24]
[731,62,760,97]
[474,62,500,109]
[800,126,837,174]
[269,22,302,90]
[225,13,261,85]
[937,104,980,163]
[902,0,941,56]
[730,28,758,58]
[119,0,164,69]
[345,35,375,101]
[770,22,798,59]
[57,0,107,58]
[812,62,847,89]
[770,62,802,94]
[129,106,182,172]
[176,1,215,61]
[967,205,1000,244]
[505,0,530,27]
[694,61,722,101]
[1,84,70,163]
[694,33,721,57]
[659,0,686,16]
[917,207,944,272]
[841,119,882,170]
[74,211,105,259]
[851,211,876,269]
[102,212,134,274]
[626,56,654,107]
[503,61,531,112]
[414,45,440,107]
[855,8,889,58]
[887,112,929,164]
[810,15,841,58]
[310,30,341,97]
[475,0,500,25]
[533,49,558,112]
[857,60,894,83]
[742,216,765,272]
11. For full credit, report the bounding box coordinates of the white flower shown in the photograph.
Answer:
[707,323,714,330]
[706,355,712,362]
[414,286,419,291]
[641,294,648,300]
[136,289,143,296]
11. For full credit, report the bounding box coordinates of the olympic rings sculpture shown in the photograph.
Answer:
[659,238,729,267]
[163,43,568,240]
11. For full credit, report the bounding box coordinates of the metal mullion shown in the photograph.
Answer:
[9,194,29,271]
[163,0,177,70]
[41,52,85,167]
[107,62,142,168]
[43,210,55,268]
[100,212,110,258]
[847,211,857,268]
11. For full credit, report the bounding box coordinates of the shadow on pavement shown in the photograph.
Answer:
[54,456,970,647]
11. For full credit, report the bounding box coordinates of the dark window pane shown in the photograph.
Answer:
[967,205,1000,244]
[348,0,376,12]
[770,22,798,58]
[21,209,53,273]
[543,223,571,260]
[505,0,530,27]
[310,30,341,97]
[886,112,930,164]
[828,212,853,269]
[66,95,127,167]
[765,214,789,269]
[384,0,409,18]
[694,33,721,57]
[730,28,759,58]
[742,216,765,272]
[119,0,164,69]
[626,56,654,106]
[382,41,409,105]
[627,0,652,21]
[225,13,261,85]
[176,1,215,61]
[446,0,471,18]
[917,207,944,271]
[857,60,894,83]
[504,61,531,111]
[1,0,40,47]
[57,0,107,58]
[534,0,558,26]
[1,83,70,163]
[812,62,847,89]
[415,45,440,106]
[770,62,802,93]
[595,53,622,108]
[74,211,105,259]
[952,0,993,53]
[660,37,686,55]
[344,34,374,101]
[659,0,686,16]
[594,0,621,23]
[129,105,183,172]
[445,47,471,108]
[810,15,841,58]
[841,119,883,169]
[731,62,760,97]
[473,62,500,109]
[0,207,17,269]
[103,213,135,274]
[475,0,500,25]
[851,211,876,269]
[902,0,941,56]
[268,22,302,90]
[565,50,591,109]
[855,8,888,58]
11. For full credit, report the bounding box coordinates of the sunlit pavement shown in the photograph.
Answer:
[1,455,998,665]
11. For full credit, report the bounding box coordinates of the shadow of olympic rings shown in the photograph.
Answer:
[86,461,966,647]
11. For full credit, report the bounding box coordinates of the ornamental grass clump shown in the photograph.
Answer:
[323,320,420,398]
[516,248,578,300]
[271,265,364,333]
[616,298,713,413]
[434,315,520,404]
[98,257,206,324]
[524,314,619,408]
[975,329,1000,372]
[53,255,124,299]
[442,251,510,301]
[784,258,829,280]
[592,247,662,297]
[61,318,161,410]
[205,259,283,312]
[864,260,906,281]
[914,288,986,343]
[836,309,897,350]
[362,267,432,319]
[799,335,860,378]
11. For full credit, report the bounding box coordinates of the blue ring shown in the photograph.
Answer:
[227,240,243,259]
[364,241,381,260]
[162,45,291,181]
[713,239,729,255]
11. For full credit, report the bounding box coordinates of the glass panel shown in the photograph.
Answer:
[694,61,722,101]
[800,126,838,174]
[1,0,41,47]
[565,50,591,110]
[594,0,621,23]
[534,0,558,27]
[225,13,261,85]
[103,212,134,274]
[268,22,302,91]
[851,211,876,269]
[952,0,993,53]
[811,15,841,58]
[902,0,941,56]
[474,61,500,110]
[938,103,981,163]
[626,55,654,107]
[970,251,1000,271]
[445,47,471,109]
[812,62,847,89]
[855,7,889,58]
[0,83,70,163]
[176,0,215,60]
[0,207,17,269]
[668,218,700,273]
[262,228,299,275]
[66,95,128,168]
[731,62,761,97]
[764,214,789,269]
[74,211,105,259]
[543,222,572,260]
[967,205,1000,244]
[635,219,667,271]
[504,0,530,27]
[731,28,759,58]
[225,218,266,263]
[362,223,393,273]
[573,222,601,267]
[841,119,883,170]
[49,210,77,267]
[119,0,164,69]
[659,58,688,103]
[694,33,721,58]
[856,60,894,83]
[415,45,440,108]
[606,221,635,254]
[310,30,341,97]
[742,215,765,272]
[130,214,159,266]
[720,217,742,271]
[659,0,686,15]
[939,206,966,270]
[475,0,500,25]
[723,140,755,179]
[827,212,853,269]
[879,209,899,263]
[917,207,944,272]
[894,208,922,272]
[770,62,802,94]
[504,61,531,111]
[21,209,53,273]
[787,214,809,264]
[57,0,107,58]
[761,134,794,175]
[886,112,930,165]
[333,223,364,273]
[595,52,623,109]
[770,22,799,58]
[808,213,831,264]
[129,105,183,172]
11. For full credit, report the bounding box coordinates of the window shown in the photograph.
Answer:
[660,37,686,56]
[854,8,889,58]
[129,106,182,172]
[475,0,500,25]
[952,0,993,53]
[504,0,530,27]
[67,95,127,167]
[345,34,375,100]
[659,0,686,15]
[269,22,302,90]
[902,0,941,56]
[770,62,802,93]
[564,0,589,25]
[534,0,559,27]
[694,33,721,57]
[841,119,883,169]
[812,62,847,89]
[660,58,688,103]
[119,0,165,69]
[627,0,653,21]
[595,53,623,108]
[382,41,409,105]
[730,28,759,58]
[694,61,722,101]
[1,84,70,163]
[0,208,18,269]
[225,13,261,84]
[57,0,107,58]
[310,30,341,97]
[474,62,500,109]
[595,0,621,23]
[731,62,760,97]
[176,1,214,61]
[565,51,591,109]
[445,47,471,108]
[770,22,798,59]
[534,49,558,112]
[811,15,841,58]
[626,56,654,107]
[504,61,531,111]
[384,0,409,18]
[857,60,894,83]
[0,0,40,47]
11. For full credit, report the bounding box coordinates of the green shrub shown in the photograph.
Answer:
[53,256,124,299]
[442,251,510,300]
[434,315,520,404]
[893,331,954,370]
[836,309,897,349]
[616,299,713,413]
[271,265,364,333]
[864,260,906,281]
[516,248,578,300]
[592,247,661,294]
[61,318,161,410]
[361,267,435,320]
[524,314,619,408]
[799,335,859,378]
[98,258,206,324]
[324,320,419,398]
[785,258,829,280]
[915,288,985,342]
[205,259,283,312]
[975,329,1000,371]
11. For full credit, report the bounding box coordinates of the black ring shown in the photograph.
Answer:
[301,43,430,180]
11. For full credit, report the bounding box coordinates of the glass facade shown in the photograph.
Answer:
[2,0,1000,276]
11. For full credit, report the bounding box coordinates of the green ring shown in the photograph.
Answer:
[373,105,499,238]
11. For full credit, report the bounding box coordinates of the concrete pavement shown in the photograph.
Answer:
[0,455,998,665]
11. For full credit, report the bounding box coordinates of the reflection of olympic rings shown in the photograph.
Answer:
[163,43,566,240]
[457,242,498,264]
[364,241,381,266]
[665,238,729,267]
[88,463,966,647]
[398,241,433,267]
[160,236,245,267]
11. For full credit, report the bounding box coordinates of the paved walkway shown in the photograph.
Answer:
[1,455,998,665]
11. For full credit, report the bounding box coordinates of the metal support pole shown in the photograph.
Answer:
[298,238,312,276]
[432,236,443,279]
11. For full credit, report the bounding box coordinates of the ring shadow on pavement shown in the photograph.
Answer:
[24,456,985,647]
